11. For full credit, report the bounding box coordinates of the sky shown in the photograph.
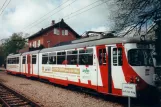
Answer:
[0,0,116,40]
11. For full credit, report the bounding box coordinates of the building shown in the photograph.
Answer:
[20,19,80,53]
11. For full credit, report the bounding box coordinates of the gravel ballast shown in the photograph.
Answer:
[0,71,123,107]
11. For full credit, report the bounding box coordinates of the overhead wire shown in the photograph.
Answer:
[0,0,11,16]
[23,0,77,32]
[39,0,101,29]
[25,0,108,34]
[48,0,107,22]
[62,0,100,20]
[65,0,106,20]
[22,0,70,30]
[0,0,8,12]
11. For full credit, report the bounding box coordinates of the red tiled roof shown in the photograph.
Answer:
[27,19,80,39]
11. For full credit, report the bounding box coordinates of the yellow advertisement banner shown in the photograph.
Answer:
[52,67,80,74]
[8,65,18,68]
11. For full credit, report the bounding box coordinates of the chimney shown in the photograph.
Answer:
[51,20,55,25]
[61,19,64,22]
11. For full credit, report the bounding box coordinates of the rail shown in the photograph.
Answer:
[0,82,40,107]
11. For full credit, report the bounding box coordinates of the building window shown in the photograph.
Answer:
[32,55,36,64]
[53,28,60,35]
[113,48,122,66]
[79,48,93,65]
[54,28,57,35]
[35,41,37,47]
[32,41,36,48]
[38,40,40,47]
[57,29,60,35]
[62,30,65,36]
[29,43,32,47]
[32,42,34,47]
[65,30,68,36]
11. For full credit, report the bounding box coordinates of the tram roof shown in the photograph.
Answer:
[7,54,21,58]
[39,37,148,53]
[22,50,40,56]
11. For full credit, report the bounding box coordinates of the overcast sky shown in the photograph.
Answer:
[0,0,116,40]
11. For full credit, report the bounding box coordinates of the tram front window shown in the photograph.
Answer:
[128,49,153,66]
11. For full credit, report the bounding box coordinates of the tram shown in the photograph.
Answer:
[6,32,159,99]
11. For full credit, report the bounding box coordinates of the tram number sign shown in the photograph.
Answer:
[122,83,136,98]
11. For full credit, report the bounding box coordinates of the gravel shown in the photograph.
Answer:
[0,71,123,107]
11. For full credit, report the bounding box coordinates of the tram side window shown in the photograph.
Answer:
[14,57,18,64]
[32,55,36,64]
[57,52,66,64]
[10,58,13,64]
[11,59,13,64]
[79,48,93,65]
[8,58,11,64]
[13,58,15,64]
[17,57,19,64]
[67,50,78,65]
[49,53,56,64]
[8,58,10,64]
[15,57,19,64]
[42,54,48,64]
[12,58,15,64]
[113,48,122,66]
[7,59,9,64]
[99,49,106,65]
[12,58,14,64]
[22,56,26,64]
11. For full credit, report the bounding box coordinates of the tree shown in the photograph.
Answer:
[1,32,27,60]
[0,45,4,66]
[109,0,161,32]
[106,0,161,65]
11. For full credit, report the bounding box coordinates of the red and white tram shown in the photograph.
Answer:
[6,35,158,98]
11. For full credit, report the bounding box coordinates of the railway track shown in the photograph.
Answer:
[0,83,40,107]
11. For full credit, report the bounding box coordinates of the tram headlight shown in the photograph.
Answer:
[135,76,140,82]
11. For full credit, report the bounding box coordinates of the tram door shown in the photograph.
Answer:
[27,55,31,76]
[96,46,111,93]
[110,46,125,89]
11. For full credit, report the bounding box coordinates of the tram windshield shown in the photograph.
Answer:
[128,49,153,66]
